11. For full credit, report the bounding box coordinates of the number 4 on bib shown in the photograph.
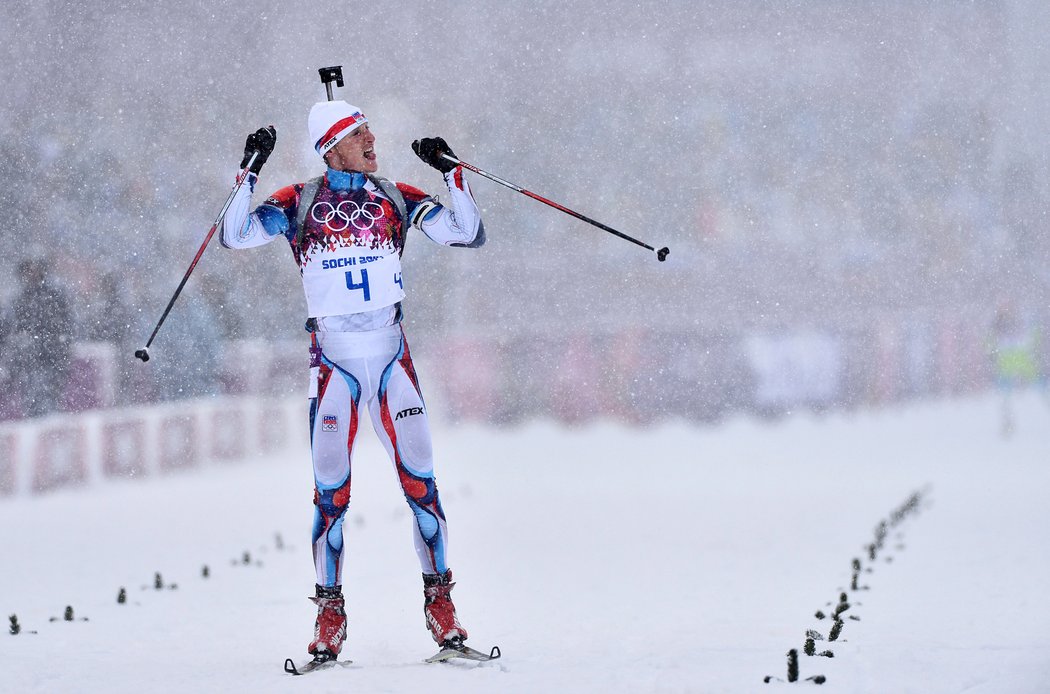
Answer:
[302,252,404,316]
[345,268,371,301]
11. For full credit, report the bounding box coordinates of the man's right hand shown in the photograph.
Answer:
[241,126,277,174]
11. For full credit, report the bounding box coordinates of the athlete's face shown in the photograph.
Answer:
[325,124,377,173]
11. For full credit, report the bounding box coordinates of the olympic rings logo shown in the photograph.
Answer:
[311,200,385,232]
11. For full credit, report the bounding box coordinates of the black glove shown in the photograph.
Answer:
[240,125,276,174]
[412,137,458,174]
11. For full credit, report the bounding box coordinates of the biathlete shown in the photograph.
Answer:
[220,98,484,663]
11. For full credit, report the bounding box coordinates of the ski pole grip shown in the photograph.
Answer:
[243,151,259,173]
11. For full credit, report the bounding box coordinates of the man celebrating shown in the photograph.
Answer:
[220,99,484,665]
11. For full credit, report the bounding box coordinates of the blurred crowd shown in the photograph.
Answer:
[1,1,1047,423]
[0,257,236,420]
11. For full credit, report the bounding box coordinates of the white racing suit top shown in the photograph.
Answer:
[221,165,484,331]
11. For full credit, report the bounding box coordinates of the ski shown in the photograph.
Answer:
[284,643,500,672]
[284,655,352,675]
[424,643,501,664]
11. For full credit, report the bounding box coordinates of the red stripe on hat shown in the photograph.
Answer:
[316,113,364,151]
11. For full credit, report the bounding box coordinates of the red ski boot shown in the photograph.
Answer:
[307,585,346,660]
[423,570,469,645]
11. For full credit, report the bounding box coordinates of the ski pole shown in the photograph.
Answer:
[134,152,258,363]
[440,153,669,262]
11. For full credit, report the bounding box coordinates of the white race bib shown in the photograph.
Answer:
[301,246,405,317]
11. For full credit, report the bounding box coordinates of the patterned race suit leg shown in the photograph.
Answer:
[309,325,448,589]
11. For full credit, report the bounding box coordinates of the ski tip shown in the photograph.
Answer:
[283,658,300,675]
[489,645,502,660]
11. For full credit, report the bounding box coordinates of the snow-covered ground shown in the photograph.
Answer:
[2,392,1049,693]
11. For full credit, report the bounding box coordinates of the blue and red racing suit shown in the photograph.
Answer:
[221,165,484,587]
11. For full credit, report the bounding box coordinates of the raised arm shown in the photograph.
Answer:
[220,126,284,249]
[410,137,485,248]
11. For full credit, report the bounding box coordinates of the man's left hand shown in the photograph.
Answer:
[412,137,458,174]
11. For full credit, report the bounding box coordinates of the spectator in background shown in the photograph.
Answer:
[989,301,1044,438]
[0,307,13,420]
[152,293,220,401]
[199,273,242,341]
[86,271,140,405]
[87,272,136,344]
[7,259,74,417]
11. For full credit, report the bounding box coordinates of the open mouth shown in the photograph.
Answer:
[363,147,375,160]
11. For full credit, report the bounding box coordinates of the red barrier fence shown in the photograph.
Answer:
[0,396,304,499]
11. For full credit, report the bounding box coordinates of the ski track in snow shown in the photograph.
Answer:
[2,392,1049,693]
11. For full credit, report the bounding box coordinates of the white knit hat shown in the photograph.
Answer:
[308,100,368,156]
